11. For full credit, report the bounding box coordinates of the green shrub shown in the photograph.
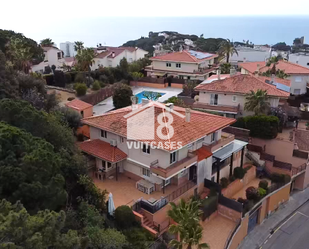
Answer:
[99,81,106,88]
[74,83,87,96]
[271,173,290,184]
[92,80,101,91]
[232,117,246,128]
[209,188,217,197]
[229,175,236,183]
[64,73,72,84]
[246,186,259,200]
[112,83,133,109]
[75,72,85,83]
[258,187,267,198]
[259,180,269,190]
[220,177,229,188]
[234,167,246,179]
[115,205,136,229]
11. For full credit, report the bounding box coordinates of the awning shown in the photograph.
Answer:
[213,139,247,162]
[152,72,167,76]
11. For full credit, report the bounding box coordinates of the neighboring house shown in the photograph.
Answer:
[60,41,76,57]
[145,50,219,80]
[193,74,290,117]
[289,53,309,69]
[31,46,65,73]
[65,99,93,138]
[91,46,148,70]
[238,60,309,95]
[79,101,247,221]
[229,46,271,65]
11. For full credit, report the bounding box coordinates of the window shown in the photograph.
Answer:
[142,168,150,177]
[210,94,218,105]
[101,130,107,138]
[294,89,301,95]
[80,110,84,118]
[307,63,309,66]
[232,95,237,102]
[120,137,125,143]
[57,52,62,59]
[107,162,112,169]
[187,76,191,80]
[170,151,177,164]
[295,76,302,82]
[211,132,216,142]
[166,63,171,67]
[176,63,181,68]
[102,160,106,171]
[179,75,184,79]
[142,144,150,154]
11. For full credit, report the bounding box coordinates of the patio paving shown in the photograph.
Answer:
[94,173,181,207]
[201,215,236,249]
[93,86,183,115]
[232,178,271,200]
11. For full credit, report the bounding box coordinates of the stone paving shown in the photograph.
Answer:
[239,187,309,249]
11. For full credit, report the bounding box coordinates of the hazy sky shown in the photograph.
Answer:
[2,0,309,47]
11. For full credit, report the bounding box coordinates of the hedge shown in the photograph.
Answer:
[232,115,279,139]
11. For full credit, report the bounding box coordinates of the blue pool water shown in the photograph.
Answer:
[135,91,166,104]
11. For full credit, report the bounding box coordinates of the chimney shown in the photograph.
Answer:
[185,108,191,122]
[230,68,236,76]
[217,69,221,80]
[112,52,115,58]
[271,74,275,83]
[257,63,260,71]
[131,96,138,110]
[165,103,174,111]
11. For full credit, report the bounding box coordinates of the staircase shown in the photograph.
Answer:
[137,209,157,231]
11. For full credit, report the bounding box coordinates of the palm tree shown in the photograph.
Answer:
[245,89,270,115]
[40,38,54,47]
[168,199,209,249]
[75,48,95,71]
[219,39,238,63]
[7,38,33,73]
[74,41,84,52]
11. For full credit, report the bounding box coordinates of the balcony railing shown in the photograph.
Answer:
[292,163,307,176]
[203,132,235,152]
[150,152,197,179]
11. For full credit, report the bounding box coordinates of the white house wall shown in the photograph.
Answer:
[289,54,309,69]
[152,61,198,73]
[289,75,309,95]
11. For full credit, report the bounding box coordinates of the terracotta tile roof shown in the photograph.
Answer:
[194,74,290,98]
[257,76,291,87]
[95,46,145,59]
[295,130,309,151]
[66,99,93,111]
[82,102,235,151]
[151,50,218,63]
[239,61,309,75]
[146,67,218,76]
[195,146,213,162]
[79,139,127,162]
[192,102,239,114]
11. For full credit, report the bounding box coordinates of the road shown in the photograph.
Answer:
[261,201,309,249]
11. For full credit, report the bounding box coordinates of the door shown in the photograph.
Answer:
[189,165,197,183]
[248,209,259,233]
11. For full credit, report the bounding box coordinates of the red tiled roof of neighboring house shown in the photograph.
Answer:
[82,102,235,151]
[146,67,218,76]
[95,46,146,59]
[107,48,125,58]
[195,146,213,162]
[119,46,136,52]
[150,50,218,63]
[79,139,127,162]
[63,57,77,67]
[66,99,93,111]
[195,74,290,98]
[257,76,291,87]
[239,61,309,75]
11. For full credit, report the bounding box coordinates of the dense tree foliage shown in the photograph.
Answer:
[112,83,133,109]
[245,89,270,115]
[195,37,225,53]
[0,29,44,63]
[40,38,55,47]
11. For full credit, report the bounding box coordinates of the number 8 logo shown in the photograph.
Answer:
[157,112,174,140]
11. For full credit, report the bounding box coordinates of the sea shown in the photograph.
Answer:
[21,16,309,48]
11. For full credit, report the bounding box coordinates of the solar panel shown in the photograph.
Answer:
[189,50,213,59]
[275,83,291,93]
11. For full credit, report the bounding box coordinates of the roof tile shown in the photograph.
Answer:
[66,99,93,111]
[151,50,218,63]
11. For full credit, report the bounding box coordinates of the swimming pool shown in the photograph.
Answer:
[135,91,166,104]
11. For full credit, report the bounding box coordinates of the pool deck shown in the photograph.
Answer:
[93,86,183,115]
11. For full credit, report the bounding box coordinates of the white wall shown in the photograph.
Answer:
[289,75,309,95]
[198,92,280,116]
[230,49,271,64]
[152,60,198,73]
[197,157,213,185]
[289,54,309,69]
[31,48,64,73]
